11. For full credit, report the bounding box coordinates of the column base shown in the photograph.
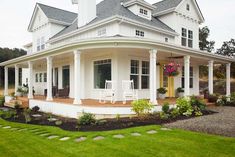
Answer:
[46,97,53,101]
[28,96,34,99]
[150,100,158,105]
[73,99,82,105]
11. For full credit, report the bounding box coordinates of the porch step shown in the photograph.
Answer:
[4,98,29,109]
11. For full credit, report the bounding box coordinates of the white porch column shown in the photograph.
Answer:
[73,50,82,105]
[28,61,33,99]
[226,63,231,96]
[184,55,190,96]
[15,65,19,94]
[46,57,53,101]
[4,67,8,96]
[208,60,214,94]
[149,49,158,105]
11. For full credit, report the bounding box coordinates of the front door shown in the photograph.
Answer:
[160,65,175,97]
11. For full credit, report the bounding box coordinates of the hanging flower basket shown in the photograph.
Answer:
[163,62,180,77]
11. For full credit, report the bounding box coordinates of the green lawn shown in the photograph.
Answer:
[0,118,234,157]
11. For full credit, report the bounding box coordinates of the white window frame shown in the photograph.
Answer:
[139,8,148,16]
[181,28,193,48]
[37,38,40,51]
[188,30,193,48]
[141,61,150,89]
[41,37,45,50]
[136,30,145,37]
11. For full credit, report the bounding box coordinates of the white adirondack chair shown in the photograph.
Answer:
[99,80,116,104]
[122,80,138,104]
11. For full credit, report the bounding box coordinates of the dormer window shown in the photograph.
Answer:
[165,38,169,42]
[139,8,148,15]
[186,4,190,11]
[136,30,144,37]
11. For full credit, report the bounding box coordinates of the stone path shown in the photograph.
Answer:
[0,123,172,143]
[164,106,235,137]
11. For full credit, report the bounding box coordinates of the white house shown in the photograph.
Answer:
[1,0,234,118]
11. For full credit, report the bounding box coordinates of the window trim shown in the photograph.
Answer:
[136,30,145,37]
[181,66,194,89]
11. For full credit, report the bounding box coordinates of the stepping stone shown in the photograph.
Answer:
[18,128,28,132]
[48,118,58,122]
[40,133,50,137]
[147,130,157,134]
[93,136,105,141]
[75,137,87,142]
[131,133,141,136]
[48,135,59,139]
[3,126,11,129]
[113,134,125,139]
[59,137,70,141]
[32,114,42,118]
[161,128,171,131]
[10,128,19,131]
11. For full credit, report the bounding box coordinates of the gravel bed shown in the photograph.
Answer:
[164,107,235,137]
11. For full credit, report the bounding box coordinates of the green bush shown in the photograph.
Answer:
[131,99,154,116]
[162,102,170,114]
[216,96,228,106]
[0,110,16,119]
[160,112,170,120]
[78,112,96,126]
[170,108,180,118]
[0,96,5,107]
[230,93,235,106]
[190,96,206,111]
[176,87,184,93]
[157,88,167,94]
[176,97,192,115]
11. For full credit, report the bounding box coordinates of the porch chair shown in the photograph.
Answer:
[99,80,116,104]
[122,80,138,104]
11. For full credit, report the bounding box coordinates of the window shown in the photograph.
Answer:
[181,66,193,88]
[165,37,169,42]
[94,59,112,89]
[188,30,193,48]
[130,60,139,89]
[186,4,190,11]
[62,66,70,88]
[136,30,144,37]
[37,38,40,51]
[35,73,38,83]
[141,61,149,89]
[97,28,106,36]
[44,73,47,82]
[139,8,148,15]
[181,28,187,47]
[39,73,43,82]
[181,28,193,48]
[41,37,45,50]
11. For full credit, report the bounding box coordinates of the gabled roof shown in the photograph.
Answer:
[52,0,175,39]
[28,3,77,32]
[153,0,204,23]
[153,0,183,14]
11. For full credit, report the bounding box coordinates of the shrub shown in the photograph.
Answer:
[162,102,170,114]
[216,96,228,106]
[14,102,21,113]
[157,88,167,94]
[32,106,40,113]
[176,97,192,115]
[160,112,170,120]
[190,96,206,111]
[116,114,120,121]
[208,94,218,103]
[78,112,96,126]
[0,96,4,107]
[170,108,180,118]
[23,108,32,123]
[230,92,235,106]
[131,99,154,116]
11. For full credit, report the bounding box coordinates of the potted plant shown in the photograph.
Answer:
[176,87,184,97]
[163,62,180,77]
[157,88,167,99]
[203,89,209,99]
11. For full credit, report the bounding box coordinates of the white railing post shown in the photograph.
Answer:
[28,61,33,99]
[149,49,158,105]
[15,65,19,95]
[4,66,8,96]
[208,60,214,95]
[73,50,82,105]
[184,56,190,96]
[226,63,231,97]
[46,56,53,101]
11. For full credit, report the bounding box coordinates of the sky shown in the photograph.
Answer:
[0,0,234,50]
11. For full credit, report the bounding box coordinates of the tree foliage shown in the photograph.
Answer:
[0,48,27,87]
[216,39,235,57]
[199,26,215,52]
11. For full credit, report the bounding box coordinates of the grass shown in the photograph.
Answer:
[0,118,234,157]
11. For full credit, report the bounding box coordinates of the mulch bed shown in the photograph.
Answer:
[1,107,216,132]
